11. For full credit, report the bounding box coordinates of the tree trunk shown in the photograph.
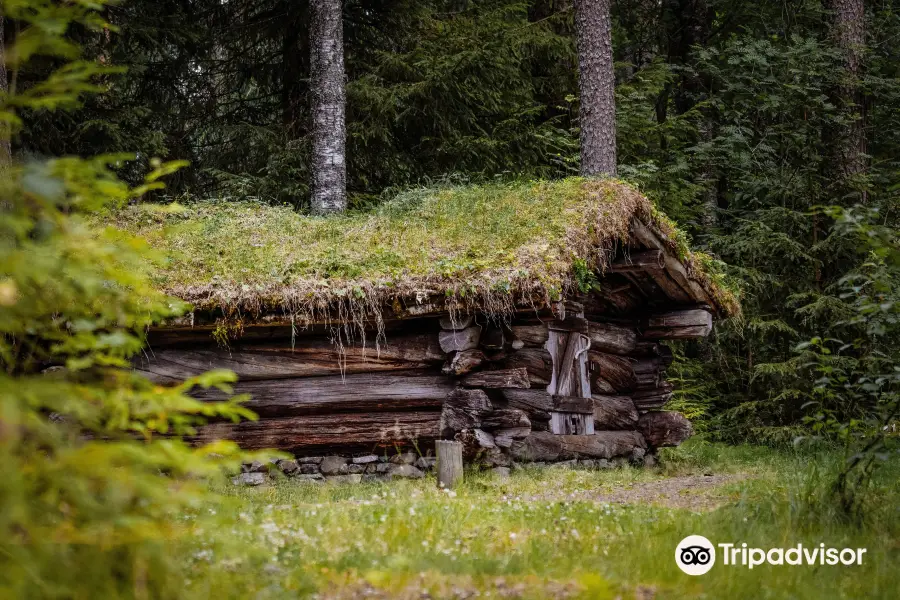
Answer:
[309,0,346,214]
[826,0,867,187]
[574,0,616,176]
[0,13,10,167]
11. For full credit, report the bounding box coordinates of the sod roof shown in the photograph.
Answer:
[111,178,739,322]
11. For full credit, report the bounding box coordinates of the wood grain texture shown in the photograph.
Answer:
[135,333,445,383]
[436,440,464,488]
[461,368,530,389]
[500,389,593,421]
[442,349,487,376]
[509,430,646,462]
[639,411,693,447]
[191,410,441,451]
[498,348,553,385]
[642,309,713,339]
[192,372,455,417]
[587,351,637,393]
[586,321,638,355]
[592,394,640,430]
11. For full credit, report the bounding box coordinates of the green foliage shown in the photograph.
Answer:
[794,206,900,521]
[0,2,260,596]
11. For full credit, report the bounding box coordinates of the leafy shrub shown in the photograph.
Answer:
[0,2,257,596]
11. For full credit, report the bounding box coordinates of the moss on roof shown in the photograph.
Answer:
[109,178,739,322]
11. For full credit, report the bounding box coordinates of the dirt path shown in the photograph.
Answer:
[528,474,746,511]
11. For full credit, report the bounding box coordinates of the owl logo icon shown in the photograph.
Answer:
[675,535,716,575]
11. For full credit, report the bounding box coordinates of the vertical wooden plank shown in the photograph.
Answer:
[436,440,464,489]
[545,330,563,395]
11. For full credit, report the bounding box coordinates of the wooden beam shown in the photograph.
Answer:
[630,219,715,307]
[631,382,674,413]
[586,321,637,355]
[610,250,665,273]
[509,430,646,462]
[498,348,553,385]
[499,389,593,421]
[642,309,713,339]
[592,395,640,430]
[190,410,442,452]
[639,411,693,447]
[191,372,455,418]
[461,368,530,389]
[441,349,487,376]
[588,351,637,394]
[135,333,445,383]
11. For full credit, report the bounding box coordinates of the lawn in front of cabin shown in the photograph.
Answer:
[177,442,899,599]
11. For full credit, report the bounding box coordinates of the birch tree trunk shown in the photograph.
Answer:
[0,13,11,167]
[826,0,866,186]
[309,0,346,214]
[573,0,616,176]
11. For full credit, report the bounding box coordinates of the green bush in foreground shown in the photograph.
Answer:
[0,2,255,597]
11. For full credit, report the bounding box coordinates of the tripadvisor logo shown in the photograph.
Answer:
[675,535,716,575]
[675,535,868,575]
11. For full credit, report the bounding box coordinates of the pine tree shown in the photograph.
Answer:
[574,0,616,176]
[310,0,347,214]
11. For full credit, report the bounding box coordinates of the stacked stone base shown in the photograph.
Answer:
[233,445,658,486]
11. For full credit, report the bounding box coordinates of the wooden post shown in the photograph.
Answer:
[436,440,463,489]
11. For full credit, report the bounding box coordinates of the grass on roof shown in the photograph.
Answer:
[109,178,737,320]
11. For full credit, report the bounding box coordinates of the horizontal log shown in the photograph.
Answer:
[593,376,617,395]
[480,408,531,430]
[135,333,445,383]
[592,395,640,430]
[508,324,549,347]
[498,348,552,385]
[610,250,665,273]
[442,349,487,376]
[192,372,456,418]
[631,382,674,412]
[509,430,646,462]
[639,411,693,447]
[548,316,589,334]
[587,322,638,355]
[629,220,715,307]
[439,326,482,353]
[632,358,663,389]
[190,410,442,452]
[493,427,531,448]
[500,389,593,421]
[461,368,530,389]
[587,351,636,394]
[643,309,713,340]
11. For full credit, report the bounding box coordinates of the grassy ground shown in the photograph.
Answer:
[177,442,899,599]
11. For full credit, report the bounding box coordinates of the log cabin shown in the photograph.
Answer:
[123,178,738,474]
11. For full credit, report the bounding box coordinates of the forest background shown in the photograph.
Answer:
[12,0,897,443]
